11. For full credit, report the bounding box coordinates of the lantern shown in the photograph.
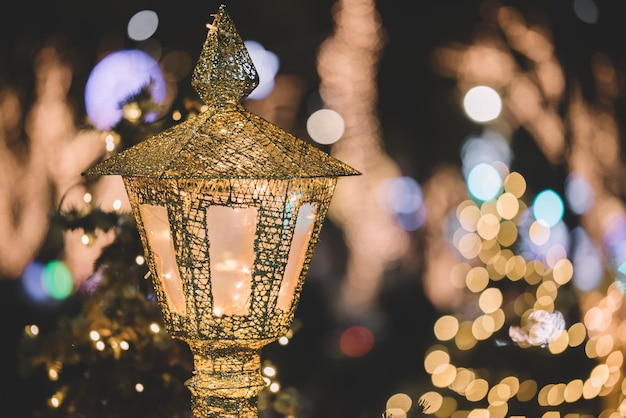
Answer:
[83,5,359,418]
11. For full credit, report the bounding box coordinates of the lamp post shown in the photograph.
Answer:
[84,5,359,418]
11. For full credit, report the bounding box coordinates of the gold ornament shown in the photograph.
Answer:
[84,4,359,417]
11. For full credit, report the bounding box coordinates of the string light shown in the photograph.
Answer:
[25,324,39,337]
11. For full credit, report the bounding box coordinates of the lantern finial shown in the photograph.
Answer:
[191,4,259,106]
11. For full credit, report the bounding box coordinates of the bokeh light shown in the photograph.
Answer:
[376,176,426,231]
[518,205,570,263]
[42,260,74,300]
[463,86,502,123]
[434,315,460,341]
[565,173,594,215]
[21,260,48,303]
[573,0,599,24]
[306,108,345,145]
[603,214,626,269]
[467,163,503,201]
[461,130,512,177]
[244,40,279,100]
[339,325,374,357]
[465,378,489,401]
[386,393,412,414]
[532,189,565,227]
[9,3,626,417]
[529,220,551,246]
[496,192,519,220]
[127,10,159,41]
[84,49,167,131]
[417,391,443,414]
[503,171,526,198]
[571,227,604,292]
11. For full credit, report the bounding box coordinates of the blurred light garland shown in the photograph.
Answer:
[419,1,626,414]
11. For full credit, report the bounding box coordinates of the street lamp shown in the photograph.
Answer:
[84,5,359,418]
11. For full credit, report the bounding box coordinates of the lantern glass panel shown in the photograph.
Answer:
[277,202,318,310]
[206,205,258,316]
[139,204,186,315]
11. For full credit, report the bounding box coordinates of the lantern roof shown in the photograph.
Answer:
[84,4,360,180]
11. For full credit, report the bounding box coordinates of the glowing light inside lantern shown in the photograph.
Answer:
[139,204,186,314]
[206,205,258,316]
[278,202,317,310]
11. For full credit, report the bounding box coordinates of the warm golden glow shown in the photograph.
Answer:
[434,315,460,341]
[466,267,489,293]
[424,347,450,374]
[517,379,538,402]
[432,363,457,388]
[386,393,412,414]
[459,204,481,232]
[590,364,610,388]
[465,378,489,402]
[476,213,500,240]
[206,205,257,316]
[458,232,483,259]
[140,204,186,315]
[278,202,317,310]
[478,287,503,313]
[488,383,511,406]
[418,391,443,414]
[503,172,526,198]
[564,379,584,403]
[497,220,518,247]
[548,330,569,354]
[552,258,574,285]
[455,321,478,350]
[472,314,495,340]
[0,47,104,280]
[318,0,409,320]
[467,409,490,418]
[450,368,475,395]
[505,255,526,281]
[430,4,626,412]
[582,377,602,399]
[496,192,519,220]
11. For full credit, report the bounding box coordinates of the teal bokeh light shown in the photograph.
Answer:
[466,163,502,201]
[616,262,626,293]
[532,189,564,228]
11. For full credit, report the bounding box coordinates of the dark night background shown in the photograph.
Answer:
[2,1,626,417]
